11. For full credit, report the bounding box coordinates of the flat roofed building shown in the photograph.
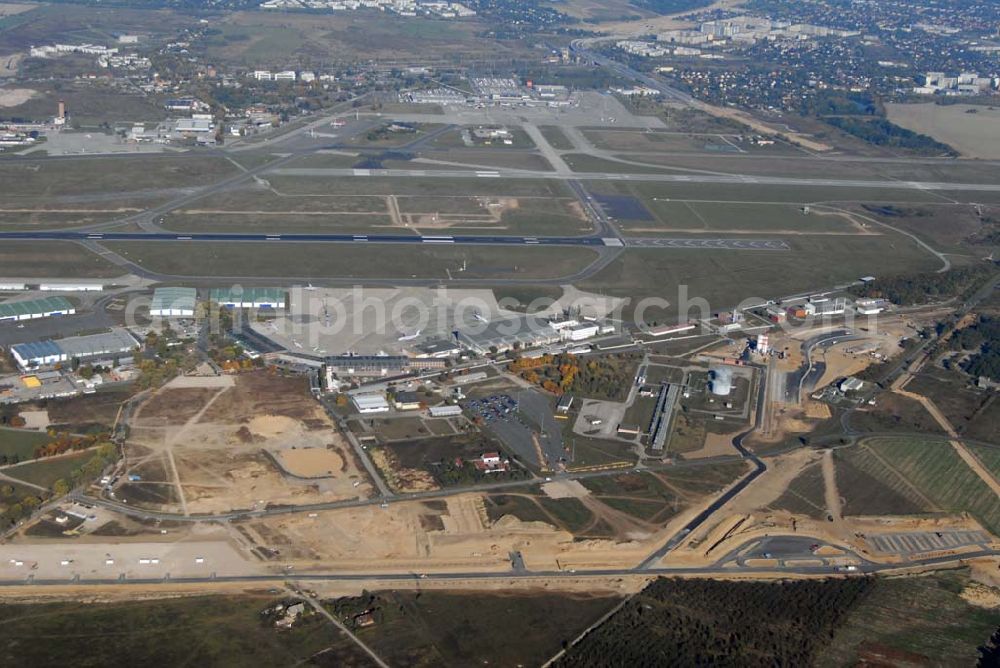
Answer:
[11,328,138,370]
[150,287,197,317]
[0,296,75,322]
[428,404,462,418]
[393,390,422,410]
[38,282,103,292]
[458,317,561,354]
[209,287,286,309]
[11,340,63,369]
[414,338,461,358]
[351,393,390,414]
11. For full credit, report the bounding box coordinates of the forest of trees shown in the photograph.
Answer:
[952,315,1000,382]
[849,266,993,305]
[826,117,956,156]
[556,577,874,667]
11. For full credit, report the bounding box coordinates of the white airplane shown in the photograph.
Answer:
[304,283,317,291]
[473,310,488,324]
[397,329,421,342]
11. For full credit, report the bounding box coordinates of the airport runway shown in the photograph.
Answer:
[0,230,795,251]
[268,166,1000,193]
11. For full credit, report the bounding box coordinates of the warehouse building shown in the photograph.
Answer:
[0,296,75,322]
[351,393,390,414]
[11,328,139,370]
[428,404,462,418]
[209,287,286,309]
[150,287,197,317]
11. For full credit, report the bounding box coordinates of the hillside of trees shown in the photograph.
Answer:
[849,266,993,305]
[555,577,874,667]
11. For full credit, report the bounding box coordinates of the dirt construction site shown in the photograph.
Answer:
[117,372,373,514]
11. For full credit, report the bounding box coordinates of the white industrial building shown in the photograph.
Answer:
[39,282,104,292]
[563,322,599,342]
[428,404,462,418]
[855,298,886,315]
[150,287,197,317]
[351,393,390,414]
[804,297,847,316]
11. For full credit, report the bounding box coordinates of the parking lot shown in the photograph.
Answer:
[462,389,565,470]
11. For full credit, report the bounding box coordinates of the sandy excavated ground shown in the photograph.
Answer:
[125,373,372,514]
[237,492,681,573]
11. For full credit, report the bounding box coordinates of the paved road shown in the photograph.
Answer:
[637,363,769,568]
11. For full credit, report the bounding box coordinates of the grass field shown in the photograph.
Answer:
[539,125,575,151]
[4,451,95,489]
[105,242,598,280]
[0,429,49,462]
[580,233,938,317]
[588,179,947,206]
[268,175,570,198]
[633,201,864,234]
[821,570,999,666]
[0,241,121,278]
[0,156,237,196]
[837,436,1000,533]
[0,594,361,666]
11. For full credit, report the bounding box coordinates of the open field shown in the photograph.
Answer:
[0,428,49,462]
[123,373,372,513]
[837,436,1000,534]
[0,83,167,125]
[162,187,590,236]
[0,594,361,666]
[5,450,95,489]
[887,103,1000,160]
[580,234,938,316]
[0,156,237,196]
[630,201,869,235]
[0,241,121,277]
[339,589,621,667]
[202,11,535,65]
[106,242,599,280]
[37,388,130,433]
[821,569,1000,666]
[268,175,570,199]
